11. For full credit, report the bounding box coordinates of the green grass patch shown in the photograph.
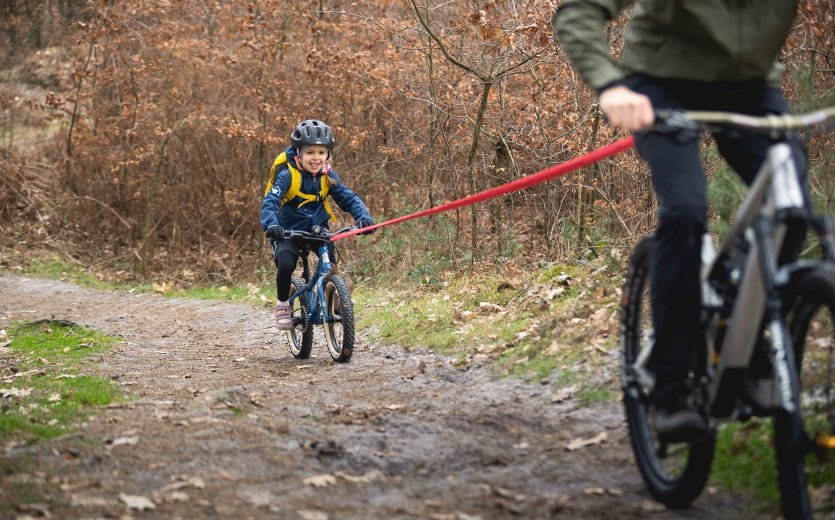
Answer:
[353,265,531,353]
[496,258,623,399]
[354,255,623,405]
[170,282,274,305]
[2,251,112,290]
[711,418,835,515]
[0,320,123,444]
[711,420,781,511]
[1,249,277,305]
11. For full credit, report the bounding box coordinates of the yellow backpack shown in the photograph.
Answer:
[264,151,336,222]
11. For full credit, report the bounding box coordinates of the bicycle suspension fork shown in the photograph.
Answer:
[709,216,799,417]
[752,216,801,416]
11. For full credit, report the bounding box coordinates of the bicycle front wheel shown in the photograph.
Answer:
[288,276,314,359]
[323,274,355,363]
[621,237,715,508]
[781,268,835,518]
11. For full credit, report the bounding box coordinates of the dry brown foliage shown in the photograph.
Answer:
[0,0,833,284]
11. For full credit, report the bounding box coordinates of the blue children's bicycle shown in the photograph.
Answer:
[280,226,356,363]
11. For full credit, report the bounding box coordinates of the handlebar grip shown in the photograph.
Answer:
[653,110,701,131]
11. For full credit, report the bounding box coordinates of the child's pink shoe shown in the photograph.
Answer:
[274,301,292,330]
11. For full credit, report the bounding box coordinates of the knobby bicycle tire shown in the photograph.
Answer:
[323,274,355,363]
[288,276,314,359]
[780,267,835,519]
[620,237,715,508]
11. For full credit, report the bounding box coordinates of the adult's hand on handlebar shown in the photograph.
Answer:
[265,224,285,242]
[599,85,654,131]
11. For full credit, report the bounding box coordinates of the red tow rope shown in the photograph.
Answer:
[332,136,635,241]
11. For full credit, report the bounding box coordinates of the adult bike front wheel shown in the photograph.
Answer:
[620,237,716,509]
[323,274,355,363]
[288,276,314,359]
[781,268,835,519]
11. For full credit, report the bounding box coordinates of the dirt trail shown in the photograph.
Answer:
[0,274,754,519]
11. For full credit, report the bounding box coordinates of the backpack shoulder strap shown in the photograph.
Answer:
[263,151,304,205]
[319,175,329,199]
[282,164,302,205]
[264,152,289,196]
[319,175,336,222]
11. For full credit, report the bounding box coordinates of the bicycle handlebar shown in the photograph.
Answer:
[654,106,835,132]
[283,225,356,242]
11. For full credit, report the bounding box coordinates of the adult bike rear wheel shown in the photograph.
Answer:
[620,237,716,508]
[323,274,355,363]
[288,276,314,359]
[780,268,835,519]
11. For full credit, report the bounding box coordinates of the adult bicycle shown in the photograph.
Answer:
[621,107,835,518]
[276,225,357,363]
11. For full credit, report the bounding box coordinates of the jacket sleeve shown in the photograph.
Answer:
[260,168,291,230]
[552,0,633,92]
[327,171,372,224]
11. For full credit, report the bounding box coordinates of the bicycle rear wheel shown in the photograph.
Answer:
[288,276,314,359]
[621,237,715,508]
[781,268,835,518]
[323,274,354,363]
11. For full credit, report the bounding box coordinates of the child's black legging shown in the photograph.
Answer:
[274,248,297,301]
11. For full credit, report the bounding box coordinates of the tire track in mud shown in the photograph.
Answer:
[0,274,756,519]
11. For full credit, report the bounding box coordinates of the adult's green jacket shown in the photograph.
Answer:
[552,0,798,92]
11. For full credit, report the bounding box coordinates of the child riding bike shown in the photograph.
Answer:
[552,1,808,442]
[260,119,375,330]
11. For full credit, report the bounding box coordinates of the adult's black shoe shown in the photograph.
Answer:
[652,404,708,444]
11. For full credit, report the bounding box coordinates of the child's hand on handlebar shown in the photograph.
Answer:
[265,224,285,241]
[357,219,376,235]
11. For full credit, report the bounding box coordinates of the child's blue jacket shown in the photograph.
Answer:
[260,147,372,232]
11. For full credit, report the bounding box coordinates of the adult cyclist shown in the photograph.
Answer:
[552,1,808,442]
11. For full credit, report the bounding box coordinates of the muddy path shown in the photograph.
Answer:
[0,274,756,519]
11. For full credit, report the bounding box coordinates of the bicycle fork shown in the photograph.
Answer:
[754,217,801,416]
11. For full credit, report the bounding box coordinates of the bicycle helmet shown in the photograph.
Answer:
[291,119,334,150]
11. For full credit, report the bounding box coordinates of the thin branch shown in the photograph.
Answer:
[67,195,133,229]
[409,0,485,81]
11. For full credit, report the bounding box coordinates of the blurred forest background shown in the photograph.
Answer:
[1,0,833,286]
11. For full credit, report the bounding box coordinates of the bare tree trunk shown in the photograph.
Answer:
[575,109,601,252]
[139,132,173,274]
[491,137,510,256]
[65,37,95,181]
[425,33,438,211]
[466,81,492,265]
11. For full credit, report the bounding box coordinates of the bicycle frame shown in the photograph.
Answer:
[702,139,835,420]
[290,241,336,327]
[279,225,357,363]
[621,107,835,517]
[630,139,834,419]
[703,142,805,417]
